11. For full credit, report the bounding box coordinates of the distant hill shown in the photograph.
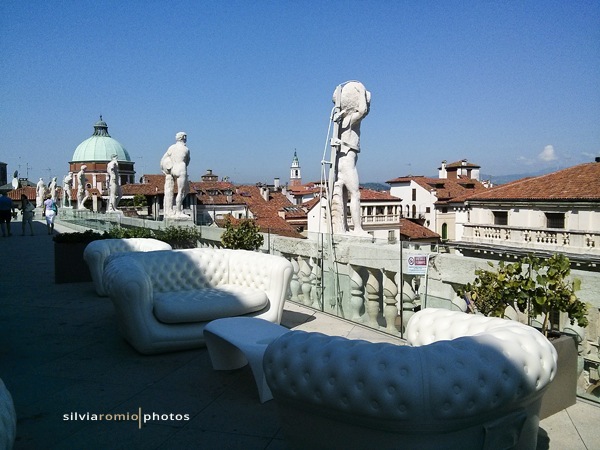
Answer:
[481,169,555,186]
[363,169,560,191]
[361,182,390,191]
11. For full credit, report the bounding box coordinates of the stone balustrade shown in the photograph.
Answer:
[463,224,600,261]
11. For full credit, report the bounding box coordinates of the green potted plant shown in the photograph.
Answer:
[460,253,589,418]
[221,218,264,251]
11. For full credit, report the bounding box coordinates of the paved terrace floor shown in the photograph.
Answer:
[1,219,599,450]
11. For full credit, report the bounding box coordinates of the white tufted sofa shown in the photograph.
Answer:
[103,248,293,355]
[263,308,557,450]
[84,238,172,296]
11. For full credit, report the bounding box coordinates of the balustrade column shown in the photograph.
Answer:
[383,270,399,334]
[348,264,365,322]
[310,257,322,309]
[365,268,380,328]
[298,257,313,306]
[288,256,300,302]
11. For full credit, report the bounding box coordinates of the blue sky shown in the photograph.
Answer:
[1,0,599,186]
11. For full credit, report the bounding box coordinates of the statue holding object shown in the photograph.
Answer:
[328,81,371,236]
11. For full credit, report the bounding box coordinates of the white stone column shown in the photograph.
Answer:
[383,270,399,334]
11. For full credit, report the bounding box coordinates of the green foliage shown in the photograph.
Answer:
[106,226,154,239]
[460,253,589,336]
[154,226,202,249]
[54,225,201,249]
[133,194,148,208]
[53,229,109,243]
[221,218,264,251]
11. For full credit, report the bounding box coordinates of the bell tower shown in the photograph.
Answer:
[289,150,301,187]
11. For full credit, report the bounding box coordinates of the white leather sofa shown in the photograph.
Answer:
[84,238,172,296]
[263,308,557,450]
[103,248,293,355]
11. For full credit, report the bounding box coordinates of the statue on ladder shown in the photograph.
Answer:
[329,81,371,236]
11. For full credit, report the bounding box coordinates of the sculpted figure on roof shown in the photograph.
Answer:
[49,177,58,203]
[107,154,122,212]
[329,81,371,236]
[160,132,191,218]
[62,173,73,208]
[36,178,46,208]
[77,165,89,210]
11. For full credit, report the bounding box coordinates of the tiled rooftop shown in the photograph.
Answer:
[0,218,598,449]
[464,161,600,202]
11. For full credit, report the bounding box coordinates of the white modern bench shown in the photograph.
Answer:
[204,317,289,403]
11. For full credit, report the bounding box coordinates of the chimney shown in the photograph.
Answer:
[439,160,447,179]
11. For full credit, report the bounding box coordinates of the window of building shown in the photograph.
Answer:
[441,207,448,214]
[388,230,396,243]
[425,207,431,213]
[441,223,448,240]
[493,211,508,226]
[546,213,565,229]
[412,205,416,218]
[412,188,417,201]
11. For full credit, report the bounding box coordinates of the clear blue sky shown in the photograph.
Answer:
[1,0,599,185]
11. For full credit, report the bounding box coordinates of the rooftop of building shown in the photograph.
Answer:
[0,219,597,449]
[461,161,600,202]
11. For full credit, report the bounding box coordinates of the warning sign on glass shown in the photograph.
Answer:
[407,255,428,275]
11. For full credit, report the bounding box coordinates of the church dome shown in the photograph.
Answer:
[71,116,131,162]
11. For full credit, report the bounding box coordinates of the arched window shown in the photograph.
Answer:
[411,204,416,218]
[442,223,448,240]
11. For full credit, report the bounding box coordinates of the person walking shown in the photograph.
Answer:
[20,194,35,236]
[0,192,15,237]
[43,194,58,235]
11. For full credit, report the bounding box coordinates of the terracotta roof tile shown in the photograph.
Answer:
[464,162,600,202]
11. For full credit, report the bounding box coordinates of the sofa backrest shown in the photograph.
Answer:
[264,315,557,426]
[117,248,231,292]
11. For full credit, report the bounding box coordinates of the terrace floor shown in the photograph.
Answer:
[0,219,599,449]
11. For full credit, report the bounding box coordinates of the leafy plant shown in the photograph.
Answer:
[133,194,148,208]
[54,225,201,249]
[53,229,108,244]
[154,226,202,249]
[106,226,154,239]
[460,253,588,336]
[221,218,264,251]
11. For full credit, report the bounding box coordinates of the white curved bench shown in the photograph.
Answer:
[263,308,557,450]
[83,238,172,296]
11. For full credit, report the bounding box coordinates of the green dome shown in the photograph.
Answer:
[71,116,131,162]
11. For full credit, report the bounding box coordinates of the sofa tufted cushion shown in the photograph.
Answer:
[265,316,557,428]
[154,285,269,324]
[84,238,172,296]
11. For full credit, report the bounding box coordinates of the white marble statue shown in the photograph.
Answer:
[106,154,122,212]
[160,131,190,218]
[62,173,73,208]
[49,177,58,203]
[77,165,89,210]
[36,178,46,208]
[329,81,371,235]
